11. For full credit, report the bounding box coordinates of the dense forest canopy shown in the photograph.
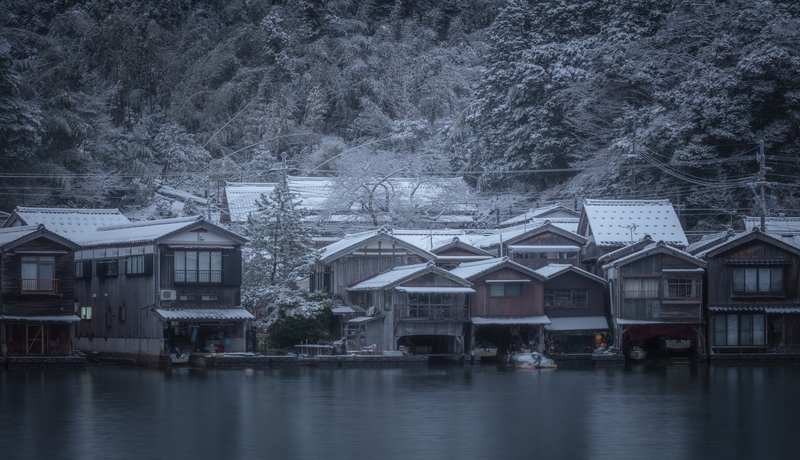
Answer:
[1,0,798,233]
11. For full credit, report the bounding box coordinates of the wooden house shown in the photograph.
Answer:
[429,237,495,269]
[470,220,584,269]
[602,241,706,358]
[311,228,437,299]
[697,228,800,354]
[346,261,474,354]
[498,204,579,228]
[64,215,251,362]
[534,264,609,354]
[578,199,688,275]
[450,257,548,355]
[1,225,81,357]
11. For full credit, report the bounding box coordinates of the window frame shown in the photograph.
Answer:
[732,267,783,295]
[544,289,588,309]
[174,250,222,284]
[488,282,523,298]
[713,313,766,347]
[21,255,56,293]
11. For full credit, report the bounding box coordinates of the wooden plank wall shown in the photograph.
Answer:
[470,267,544,317]
[1,238,75,316]
[706,240,800,305]
[542,270,606,319]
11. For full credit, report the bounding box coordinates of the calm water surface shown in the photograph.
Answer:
[2,364,799,460]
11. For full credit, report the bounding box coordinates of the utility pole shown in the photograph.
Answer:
[754,140,771,232]
[632,116,637,199]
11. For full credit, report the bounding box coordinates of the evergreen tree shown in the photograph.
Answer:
[242,181,332,345]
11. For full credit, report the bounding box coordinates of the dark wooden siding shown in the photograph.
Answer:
[1,238,75,316]
[470,267,544,317]
[328,255,427,297]
[542,271,606,318]
[159,246,242,308]
[707,240,800,305]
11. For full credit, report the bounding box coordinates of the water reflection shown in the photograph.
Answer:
[2,365,800,459]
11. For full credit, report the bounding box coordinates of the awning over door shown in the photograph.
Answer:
[0,315,81,323]
[154,308,254,322]
[472,316,550,326]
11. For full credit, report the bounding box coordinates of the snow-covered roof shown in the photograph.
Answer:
[534,264,606,284]
[318,228,436,264]
[471,316,551,325]
[73,216,247,247]
[581,199,687,248]
[695,228,800,259]
[4,206,131,238]
[606,241,706,269]
[348,261,469,291]
[0,225,80,251]
[449,256,545,281]
[154,308,254,321]
[156,184,208,205]
[743,216,800,234]
[498,204,579,227]
[469,219,581,249]
[225,176,475,223]
[545,316,608,331]
[0,226,39,247]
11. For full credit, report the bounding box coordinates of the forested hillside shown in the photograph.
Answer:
[1,0,798,232]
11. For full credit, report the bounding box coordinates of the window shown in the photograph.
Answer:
[489,282,523,298]
[623,278,659,299]
[97,259,118,278]
[174,251,222,283]
[664,279,700,300]
[408,293,453,305]
[733,268,783,293]
[516,251,578,260]
[79,306,92,320]
[126,254,149,275]
[21,255,56,293]
[714,314,765,346]
[179,295,196,301]
[75,260,92,279]
[201,295,218,301]
[544,289,588,309]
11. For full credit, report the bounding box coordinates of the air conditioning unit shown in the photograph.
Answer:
[160,290,177,301]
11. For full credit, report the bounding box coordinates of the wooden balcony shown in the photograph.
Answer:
[21,278,59,295]
[396,304,469,321]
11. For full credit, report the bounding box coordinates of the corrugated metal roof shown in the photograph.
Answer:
[582,199,688,248]
[472,316,551,325]
[349,262,453,290]
[0,315,81,322]
[545,316,609,331]
[9,207,131,238]
[154,308,254,321]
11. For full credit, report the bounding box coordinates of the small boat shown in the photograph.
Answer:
[510,352,556,369]
[170,347,189,364]
[628,348,647,361]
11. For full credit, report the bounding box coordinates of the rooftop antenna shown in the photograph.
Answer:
[626,223,638,243]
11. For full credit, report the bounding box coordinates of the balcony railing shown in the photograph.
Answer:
[21,278,59,295]
[396,304,469,321]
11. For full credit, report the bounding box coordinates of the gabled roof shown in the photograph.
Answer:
[78,216,247,248]
[604,241,706,269]
[498,204,579,227]
[502,221,586,247]
[472,219,580,248]
[0,225,80,251]
[685,230,734,255]
[696,227,800,259]
[743,216,800,235]
[579,199,688,248]
[318,228,436,264]
[348,261,471,291]
[449,256,547,281]
[534,263,606,285]
[597,236,654,265]
[3,206,131,237]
